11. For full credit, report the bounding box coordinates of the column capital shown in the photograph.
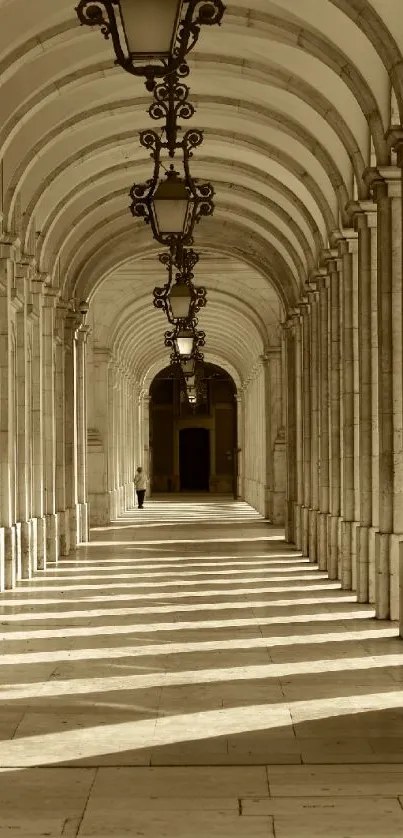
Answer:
[339,227,358,254]
[386,126,403,165]
[76,325,91,345]
[93,346,112,364]
[345,199,377,230]
[42,284,59,308]
[363,165,401,200]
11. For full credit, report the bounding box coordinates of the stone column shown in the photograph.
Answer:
[142,392,151,491]
[64,310,78,550]
[261,353,273,520]
[284,318,297,543]
[339,233,358,590]
[42,286,58,563]
[235,392,244,499]
[15,265,32,579]
[76,325,90,542]
[347,201,377,602]
[317,270,330,571]
[366,166,402,618]
[54,304,68,555]
[267,346,285,525]
[30,279,46,568]
[88,347,111,526]
[0,246,16,589]
[107,361,117,519]
[307,283,320,562]
[386,133,403,632]
[300,301,311,557]
[327,255,342,580]
[294,312,303,549]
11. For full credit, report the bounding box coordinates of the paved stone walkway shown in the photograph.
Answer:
[0,497,403,836]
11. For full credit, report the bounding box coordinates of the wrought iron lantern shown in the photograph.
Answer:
[153,248,206,324]
[130,157,214,248]
[75,0,225,90]
[129,57,215,246]
[165,323,205,357]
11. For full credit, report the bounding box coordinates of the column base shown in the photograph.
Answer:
[399,540,403,638]
[20,519,33,580]
[308,508,318,564]
[284,499,294,543]
[45,513,59,564]
[340,519,352,590]
[0,528,4,591]
[351,520,360,593]
[356,524,370,603]
[30,518,38,573]
[15,522,22,580]
[63,508,71,556]
[4,525,17,589]
[109,490,119,521]
[77,502,89,543]
[35,516,46,570]
[317,512,328,571]
[368,526,378,603]
[301,506,309,557]
[69,505,78,550]
[375,531,390,619]
[327,514,340,580]
[294,503,303,551]
[89,493,110,526]
[389,533,402,621]
[58,509,71,557]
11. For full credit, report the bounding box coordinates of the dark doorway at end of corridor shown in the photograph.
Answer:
[179,427,210,491]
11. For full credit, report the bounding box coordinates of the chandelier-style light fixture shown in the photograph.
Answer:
[76,0,225,89]
[153,248,206,324]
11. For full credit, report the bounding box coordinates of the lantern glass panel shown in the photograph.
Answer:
[175,329,194,356]
[152,171,191,236]
[181,357,196,376]
[169,283,192,319]
[153,198,189,235]
[119,0,182,58]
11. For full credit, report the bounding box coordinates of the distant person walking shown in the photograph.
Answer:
[134,466,146,509]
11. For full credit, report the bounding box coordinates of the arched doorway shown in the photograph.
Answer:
[150,362,237,494]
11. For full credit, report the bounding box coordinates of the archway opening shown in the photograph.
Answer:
[149,362,237,495]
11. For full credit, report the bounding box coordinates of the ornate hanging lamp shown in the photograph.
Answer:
[130,159,214,248]
[165,323,205,357]
[75,0,225,89]
[153,248,206,324]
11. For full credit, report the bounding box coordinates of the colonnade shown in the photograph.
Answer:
[0,241,89,589]
[86,341,150,525]
[284,145,403,621]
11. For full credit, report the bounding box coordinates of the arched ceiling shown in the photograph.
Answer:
[0,0,402,385]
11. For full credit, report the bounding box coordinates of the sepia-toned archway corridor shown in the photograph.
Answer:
[1,0,403,834]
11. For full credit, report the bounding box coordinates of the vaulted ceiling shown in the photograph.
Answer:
[1,0,402,386]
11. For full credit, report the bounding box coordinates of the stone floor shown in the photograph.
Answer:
[1,497,403,836]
